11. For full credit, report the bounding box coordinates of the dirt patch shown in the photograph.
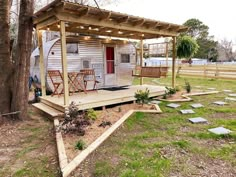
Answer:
[62,103,156,161]
[0,106,59,176]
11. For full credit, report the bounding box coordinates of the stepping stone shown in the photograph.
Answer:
[213,101,227,105]
[188,117,208,124]
[167,103,180,108]
[223,90,232,93]
[229,94,236,97]
[207,88,216,90]
[208,127,232,135]
[180,109,195,114]
[191,103,204,108]
[225,97,236,101]
[150,100,162,104]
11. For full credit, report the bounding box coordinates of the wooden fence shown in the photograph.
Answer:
[176,63,236,80]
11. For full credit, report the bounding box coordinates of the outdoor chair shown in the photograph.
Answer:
[47,70,64,96]
[80,69,100,91]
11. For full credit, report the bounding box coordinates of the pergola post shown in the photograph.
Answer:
[172,36,176,88]
[60,21,69,106]
[165,42,169,66]
[140,39,143,85]
[37,29,46,96]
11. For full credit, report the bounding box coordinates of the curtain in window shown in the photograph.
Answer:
[106,47,114,74]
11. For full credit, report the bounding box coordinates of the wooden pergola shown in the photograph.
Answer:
[33,0,188,106]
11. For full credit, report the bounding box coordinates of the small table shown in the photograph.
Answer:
[68,72,87,94]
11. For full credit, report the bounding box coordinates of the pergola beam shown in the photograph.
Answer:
[132,19,145,26]
[99,11,111,21]
[33,9,56,25]
[55,12,177,37]
[36,16,58,30]
[116,16,129,23]
[63,6,90,17]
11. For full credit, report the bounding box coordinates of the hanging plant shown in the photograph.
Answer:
[177,36,199,59]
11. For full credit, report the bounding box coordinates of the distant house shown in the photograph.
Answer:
[30,35,136,91]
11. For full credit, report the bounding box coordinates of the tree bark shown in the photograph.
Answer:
[0,0,12,116]
[11,0,34,119]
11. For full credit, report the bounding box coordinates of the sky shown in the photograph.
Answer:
[104,0,236,42]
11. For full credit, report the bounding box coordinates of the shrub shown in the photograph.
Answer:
[67,101,79,120]
[165,86,176,95]
[163,87,177,99]
[134,88,150,106]
[60,102,90,136]
[86,108,97,120]
[75,140,86,150]
[184,80,191,93]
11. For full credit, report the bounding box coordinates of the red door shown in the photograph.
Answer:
[106,47,115,74]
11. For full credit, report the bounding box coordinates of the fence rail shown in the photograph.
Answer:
[177,64,236,80]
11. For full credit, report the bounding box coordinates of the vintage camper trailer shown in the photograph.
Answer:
[30,35,137,91]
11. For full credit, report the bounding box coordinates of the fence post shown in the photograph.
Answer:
[215,63,219,79]
[204,64,206,78]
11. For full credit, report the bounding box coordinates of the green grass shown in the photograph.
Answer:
[16,145,40,158]
[0,106,59,177]
[13,157,56,177]
[81,76,236,176]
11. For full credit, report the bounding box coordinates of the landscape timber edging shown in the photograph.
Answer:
[158,91,219,102]
[54,104,162,177]
[54,119,68,171]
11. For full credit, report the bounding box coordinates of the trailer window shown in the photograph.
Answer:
[66,43,78,53]
[121,54,130,63]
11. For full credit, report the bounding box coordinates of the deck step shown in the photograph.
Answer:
[33,103,64,117]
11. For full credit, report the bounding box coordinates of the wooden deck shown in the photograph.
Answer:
[37,85,165,114]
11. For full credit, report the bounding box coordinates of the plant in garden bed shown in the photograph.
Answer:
[75,140,86,150]
[85,108,97,121]
[59,102,92,136]
[162,86,177,99]
[134,88,150,106]
[184,80,191,93]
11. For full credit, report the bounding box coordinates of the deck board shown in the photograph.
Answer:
[40,85,165,111]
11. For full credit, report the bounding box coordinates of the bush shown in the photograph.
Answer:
[163,87,177,99]
[166,86,176,95]
[85,108,97,120]
[60,102,90,136]
[75,140,86,150]
[184,80,191,93]
[134,88,150,106]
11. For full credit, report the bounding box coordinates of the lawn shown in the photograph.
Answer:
[77,76,236,177]
[0,106,59,177]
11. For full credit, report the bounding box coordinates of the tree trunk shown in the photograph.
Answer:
[0,1,12,116]
[11,0,34,119]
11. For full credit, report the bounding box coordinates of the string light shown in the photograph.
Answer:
[47,26,50,31]
[57,23,60,28]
